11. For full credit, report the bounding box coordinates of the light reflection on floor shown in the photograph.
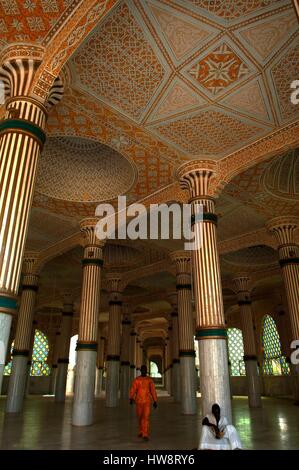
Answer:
[0,394,298,450]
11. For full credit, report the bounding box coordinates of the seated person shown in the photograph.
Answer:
[198,403,242,450]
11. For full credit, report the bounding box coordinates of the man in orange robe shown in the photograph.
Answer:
[129,364,158,441]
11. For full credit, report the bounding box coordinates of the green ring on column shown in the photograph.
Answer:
[130,364,136,369]
[81,258,103,267]
[0,295,17,310]
[22,284,39,292]
[122,320,131,325]
[179,350,196,357]
[176,284,192,290]
[57,358,69,364]
[279,258,299,267]
[12,349,29,356]
[243,355,257,361]
[238,300,252,306]
[76,342,97,351]
[173,358,180,364]
[52,364,58,369]
[0,119,46,145]
[191,212,218,226]
[106,355,120,361]
[196,328,227,339]
[109,300,123,306]
[121,361,130,366]
[62,311,73,317]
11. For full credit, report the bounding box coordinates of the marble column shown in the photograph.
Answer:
[120,307,131,399]
[6,254,39,413]
[171,252,197,414]
[95,325,105,397]
[233,275,261,408]
[0,53,63,389]
[106,275,122,408]
[49,331,60,395]
[169,300,181,403]
[267,217,299,402]
[177,161,232,422]
[129,327,137,384]
[55,294,74,402]
[72,219,104,426]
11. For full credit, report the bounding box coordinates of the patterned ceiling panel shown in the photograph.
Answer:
[72,1,169,122]
[222,245,278,267]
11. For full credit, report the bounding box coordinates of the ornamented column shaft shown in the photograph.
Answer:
[170,305,181,403]
[120,306,131,399]
[106,275,122,408]
[55,294,73,402]
[129,326,137,384]
[177,161,232,422]
[95,324,105,397]
[0,55,63,382]
[6,254,39,413]
[233,275,261,408]
[72,219,104,426]
[171,253,197,415]
[267,217,299,401]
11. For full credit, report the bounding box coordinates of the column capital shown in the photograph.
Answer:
[232,274,253,304]
[175,160,218,198]
[80,218,105,247]
[170,250,191,274]
[266,217,299,246]
[22,252,40,288]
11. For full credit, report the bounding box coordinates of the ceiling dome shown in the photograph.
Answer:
[103,243,142,269]
[36,136,136,203]
[222,245,278,267]
[262,149,299,201]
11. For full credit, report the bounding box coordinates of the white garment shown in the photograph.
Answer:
[198,413,242,450]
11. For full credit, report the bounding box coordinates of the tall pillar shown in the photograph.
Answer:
[129,326,137,384]
[171,252,197,414]
[177,161,232,422]
[6,254,39,413]
[72,219,104,426]
[95,325,105,397]
[120,306,131,399]
[49,331,60,395]
[136,337,142,375]
[169,298,181,403]
[267,217,299,402]
[106,275,122,408]
[55,294,73,402]
[165,324,173,395]
[233,275,261,408]
[0,51,63,389]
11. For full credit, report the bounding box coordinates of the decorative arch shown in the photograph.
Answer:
[227,328,246,377]
[261,314,290,376]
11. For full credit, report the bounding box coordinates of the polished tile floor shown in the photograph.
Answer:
[0,393,298,450]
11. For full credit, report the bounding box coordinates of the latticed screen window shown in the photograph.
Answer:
[30,329,51,376]
[262,315,290,376]
[227,328,246,376]
[3,340,14,376]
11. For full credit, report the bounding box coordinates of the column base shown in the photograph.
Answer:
[6,355,28,413]
[199,338,232,423]
[120,364,130,399]
[180,356,197,415]
[55,362,68,402]
[172,362,181,402]
[72,350,96,426]
[0,312,13,395]
[106,360,120,407]
[244,359,262,408]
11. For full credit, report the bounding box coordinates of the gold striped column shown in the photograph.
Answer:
[233,275,261,408]
[176,161,232,423]
[6,253,39,413]
[55,293,74,402]
[168,297,181,403]
[267,217,299,401]
[106,275,123,408]
[129,325,137,384]
[171,252,197,414]
[120,304,131,399]
[95,324,105,397]
[72,219,104,426]
[0,52,63,391]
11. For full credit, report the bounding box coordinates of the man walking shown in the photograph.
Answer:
[129,365,158,441]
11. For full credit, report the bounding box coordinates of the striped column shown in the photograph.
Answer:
[129,326,137,384]
[120,306,131,399]
[0,55,63,392]
[55,294,73,402]
[106,275,122,408]
[233,275,261,408]
[169,299,181,403]
[171,252,197,414]
[6,253,39,413]
[177,161,232,423]
[72,219,104,426]
[49,331,60,395]
[267,217,299,402]
[95,325,105,397]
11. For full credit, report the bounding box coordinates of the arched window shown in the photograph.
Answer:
[3,340,14,376]
[227,328,246,376]
[30,329,51,376]
[150,361,161,378]
[262,314,290,376]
